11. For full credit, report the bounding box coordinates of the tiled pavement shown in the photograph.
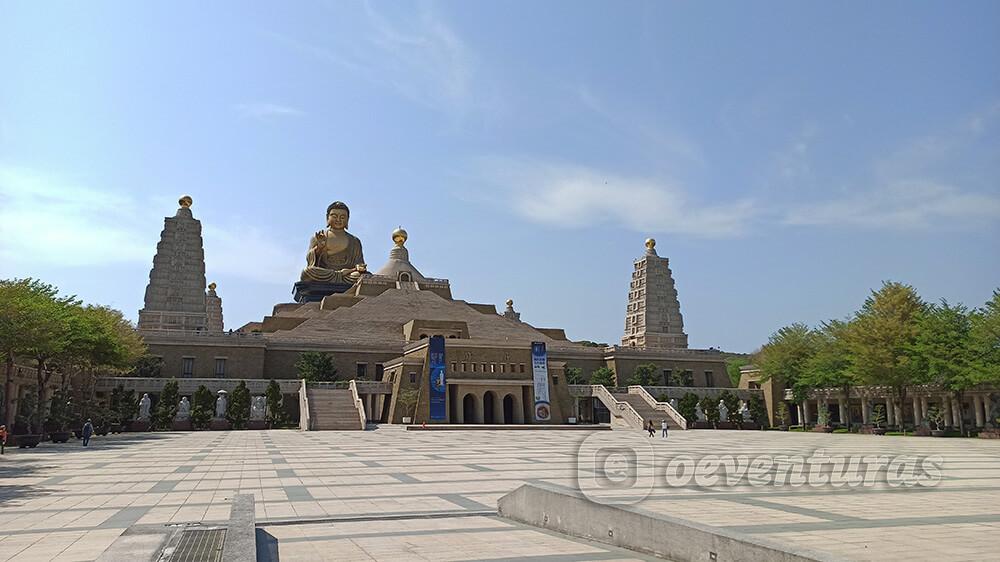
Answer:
[0,427,998,561]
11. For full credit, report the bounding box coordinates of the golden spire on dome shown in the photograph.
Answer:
[179,195,193,208]
[506,299,514,307]
[392,226,408,246]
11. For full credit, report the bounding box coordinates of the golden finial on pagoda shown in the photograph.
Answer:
[506,299,514,307]
[179,195,193,208]
[392,226,408,246]
[208,282,217,291]
[645,238,656,251]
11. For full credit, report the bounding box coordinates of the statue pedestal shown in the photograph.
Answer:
[172,420,193,431]
[128,420,150,432]
[292,281,354,303]
[210,419,231,431]
[247,420,267,430]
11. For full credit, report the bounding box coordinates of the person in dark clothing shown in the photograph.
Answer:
[82,419,94,447]
[646,420,655,438]
[0,425,7,454]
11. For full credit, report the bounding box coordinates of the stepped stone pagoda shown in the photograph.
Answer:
[621,238,688,349]
[137,196,223,333]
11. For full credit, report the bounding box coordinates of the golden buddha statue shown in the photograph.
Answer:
[300,201,367,284]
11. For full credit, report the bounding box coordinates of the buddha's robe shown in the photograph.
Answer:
[300,231,365,284]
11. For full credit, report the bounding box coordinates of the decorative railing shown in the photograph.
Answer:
[299,379,311,431]
[629,386,688,429]
[642,386,763,401]
[348,380,367,429]
[591,385,644,429]
[352,380,393,394]
[96,377,301,395]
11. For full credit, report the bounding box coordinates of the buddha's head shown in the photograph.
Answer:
[326,201,350,230]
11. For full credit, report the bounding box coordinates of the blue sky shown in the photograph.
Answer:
[1,1,998,353]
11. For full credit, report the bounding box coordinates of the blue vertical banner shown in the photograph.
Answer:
[428,335,447,421]
[531,341,551,421]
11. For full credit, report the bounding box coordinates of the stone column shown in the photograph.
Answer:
[912,395,922,426]
[943,397,952,428]
[796,404,803,425]
[920,396,929,423]
[984,395,993,427]
[887,400,896,426]
[838,398,848,425]
[952,396,962,427]
[861,397,870,424]
[802,400,812,425]
[973,395,984,427]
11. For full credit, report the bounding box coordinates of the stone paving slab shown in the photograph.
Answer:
[0,428,998,560]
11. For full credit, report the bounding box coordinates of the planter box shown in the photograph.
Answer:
[979,429,1000,439]
[812,425,834,433]
[930,429,946,437]
[247,420,267,430]
[15,434,42,448]
[209,419,231,431]
[49,431,72,443]
[127,421,150,432]
[171,420,193,431]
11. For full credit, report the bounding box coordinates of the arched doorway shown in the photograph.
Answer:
[503,394,515,424]
[463,393,478,424]
[484,391,497,424]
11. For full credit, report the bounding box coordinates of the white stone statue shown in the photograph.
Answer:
[718,399,729,422]
[670,398,679,410]
[215,390,228,419]
[138,393,152,421]
[739,400,751,422]
[176,397,191,421]
[250,396,266,420]
[695,403,706,421]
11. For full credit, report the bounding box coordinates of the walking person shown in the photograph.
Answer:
[0,424,7,454]
[661,419,669,439]
[646,420,655,438]
[82,419,94,447]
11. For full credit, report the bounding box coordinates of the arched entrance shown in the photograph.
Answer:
[484,391,497,424]
[462,393,481,424]
[503,394,515,424]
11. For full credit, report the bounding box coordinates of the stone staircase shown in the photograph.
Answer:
[306,388,364,430]
[611,391,684,430]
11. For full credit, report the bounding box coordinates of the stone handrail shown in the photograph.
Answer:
[591,385,644,429]
[628,386,688,429]
[349,380,367,429]
[298,379,310,431]
[642,386,763,401]
[352,380,393,394]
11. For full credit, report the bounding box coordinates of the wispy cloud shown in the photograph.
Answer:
[234,102,304,120]
[472,157,756,238]
[0,166,156,268]
[783,180,1000,228]
[265,3,495,121]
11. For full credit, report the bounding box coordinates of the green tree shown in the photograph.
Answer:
[718,390,740,425]
[847,281,925,425]
[969,290,1000,385]
[775,401,790,427]
[801,320,857,426]
[589,367,616,388]
[265,380,286,427]
[747,395,769,428]
[910,300,976,434]
[227,381,250,429]
[0,279,57,427]
[564,367,584,385]
[129,355,164,378]
[153,379,180,430]
[678,393,699,426]
[396,389,419,421]
[109,385,138,425]
[295,352,338,382]
[753,323,818,390]
[191,385,214,430]
[725,357,750,386]
[15,387,38,434]
[627,363,659,386]
[45,388,73,432]
[699,395,720,427]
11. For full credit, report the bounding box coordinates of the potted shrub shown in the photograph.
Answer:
[813,407,833,433]
[46,390,73,443]
[397,389,419,424]
[776,402,790,431]
[14,390,42,448]
[678,393,699,428]
[699,395,720,429]
[925,406,946,437]
[871,404,887,435]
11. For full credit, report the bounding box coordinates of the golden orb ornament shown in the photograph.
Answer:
[392,226,408,246]
[506,299,514,307]
[179,195,193,208]
[208,282,217,291]
[645,238,656,251]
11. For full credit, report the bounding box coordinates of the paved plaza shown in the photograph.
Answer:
[0,428,998,561]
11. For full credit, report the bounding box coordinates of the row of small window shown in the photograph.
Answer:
[449,362,527,374]
[180,357,227,377]
[354,363,385,379]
